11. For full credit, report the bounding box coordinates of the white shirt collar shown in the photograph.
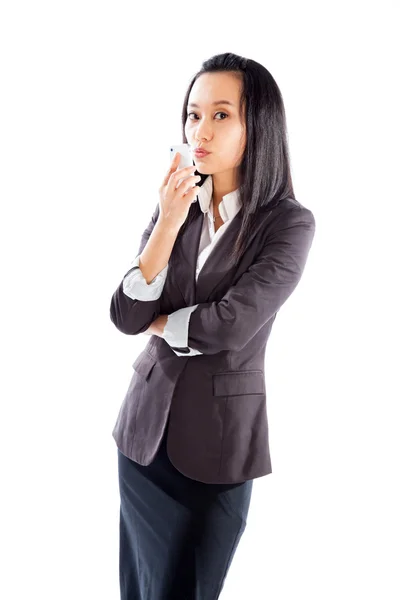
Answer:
[197,175,242,222]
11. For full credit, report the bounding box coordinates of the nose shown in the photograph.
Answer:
[194,120,212,143]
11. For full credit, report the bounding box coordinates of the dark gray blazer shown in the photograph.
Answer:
[110,196,316,484]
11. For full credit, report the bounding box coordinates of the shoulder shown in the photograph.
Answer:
[266,196,315,230]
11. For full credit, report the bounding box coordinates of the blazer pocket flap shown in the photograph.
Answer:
[213,370,264,397]
[132,351,157,380]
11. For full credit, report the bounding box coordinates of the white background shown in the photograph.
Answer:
[1,1,399,598]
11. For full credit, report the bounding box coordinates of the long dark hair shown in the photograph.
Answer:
[177,52,296,266]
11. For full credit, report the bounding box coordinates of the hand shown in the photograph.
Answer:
[158,152,201,230]
[144,314,169,337]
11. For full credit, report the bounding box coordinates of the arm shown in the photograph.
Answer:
[137,305,202,356]
[122,253,169,301]
[165,207,316,355]
[162,305,203,356]
[109,203,180,335]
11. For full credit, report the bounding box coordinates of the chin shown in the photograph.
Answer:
[194,163,212,175]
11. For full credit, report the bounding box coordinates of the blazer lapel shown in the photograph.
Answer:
[172,203,276,306]
[172,208,243,306]
[194,210,244,303]
[171,210,203,307]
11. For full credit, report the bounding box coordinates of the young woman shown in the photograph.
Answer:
[110,52,316,599]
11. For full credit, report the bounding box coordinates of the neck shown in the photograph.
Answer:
[212,195,222,217]
[211,171,239,209]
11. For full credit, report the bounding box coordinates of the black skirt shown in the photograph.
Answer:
[117,416,253,600]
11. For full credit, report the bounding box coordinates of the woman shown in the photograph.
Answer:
[110,52,316,599]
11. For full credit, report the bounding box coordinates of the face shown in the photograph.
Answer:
[184,72,246,189]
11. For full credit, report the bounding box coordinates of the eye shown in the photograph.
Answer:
[187,112,228,121]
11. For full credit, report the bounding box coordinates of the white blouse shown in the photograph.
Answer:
[122,175,242,356]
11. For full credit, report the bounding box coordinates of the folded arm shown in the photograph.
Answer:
[162,207,316,355]
[110,203,167,335]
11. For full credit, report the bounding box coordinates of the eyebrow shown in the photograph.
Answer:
[187,100,235,108]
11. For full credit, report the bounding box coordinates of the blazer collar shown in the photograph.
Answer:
[171,176,245,305]
[171,177,279,306]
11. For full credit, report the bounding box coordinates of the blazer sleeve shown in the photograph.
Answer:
[183,206,316,355]
[122,253,169,301]
[110,202,164,335]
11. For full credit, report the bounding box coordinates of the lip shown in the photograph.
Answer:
[194,149,210,157]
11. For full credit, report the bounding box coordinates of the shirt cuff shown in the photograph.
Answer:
[162,305,203,356]
[122,254,168,301]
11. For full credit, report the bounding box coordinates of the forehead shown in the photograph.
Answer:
[188,72,242,107]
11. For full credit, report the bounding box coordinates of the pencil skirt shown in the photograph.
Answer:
[117,419,253,600]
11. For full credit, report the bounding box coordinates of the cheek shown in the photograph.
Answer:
[226,126,245,151]
[228,123,244,140]
[184,120,193,138]
[237,126,246,151]
[229,128,246,162]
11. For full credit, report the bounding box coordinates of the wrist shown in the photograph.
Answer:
[158,314,169,335]
[156,216,181,237]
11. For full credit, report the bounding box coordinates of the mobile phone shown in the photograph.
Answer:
[170,143,198,203]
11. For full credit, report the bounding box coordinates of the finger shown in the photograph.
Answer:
[177,175,200,194]
[161,153,180,186]
[183,185,200,198]
[171,152,180,170]
[164,164,196,190]
[172,164,197,180]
